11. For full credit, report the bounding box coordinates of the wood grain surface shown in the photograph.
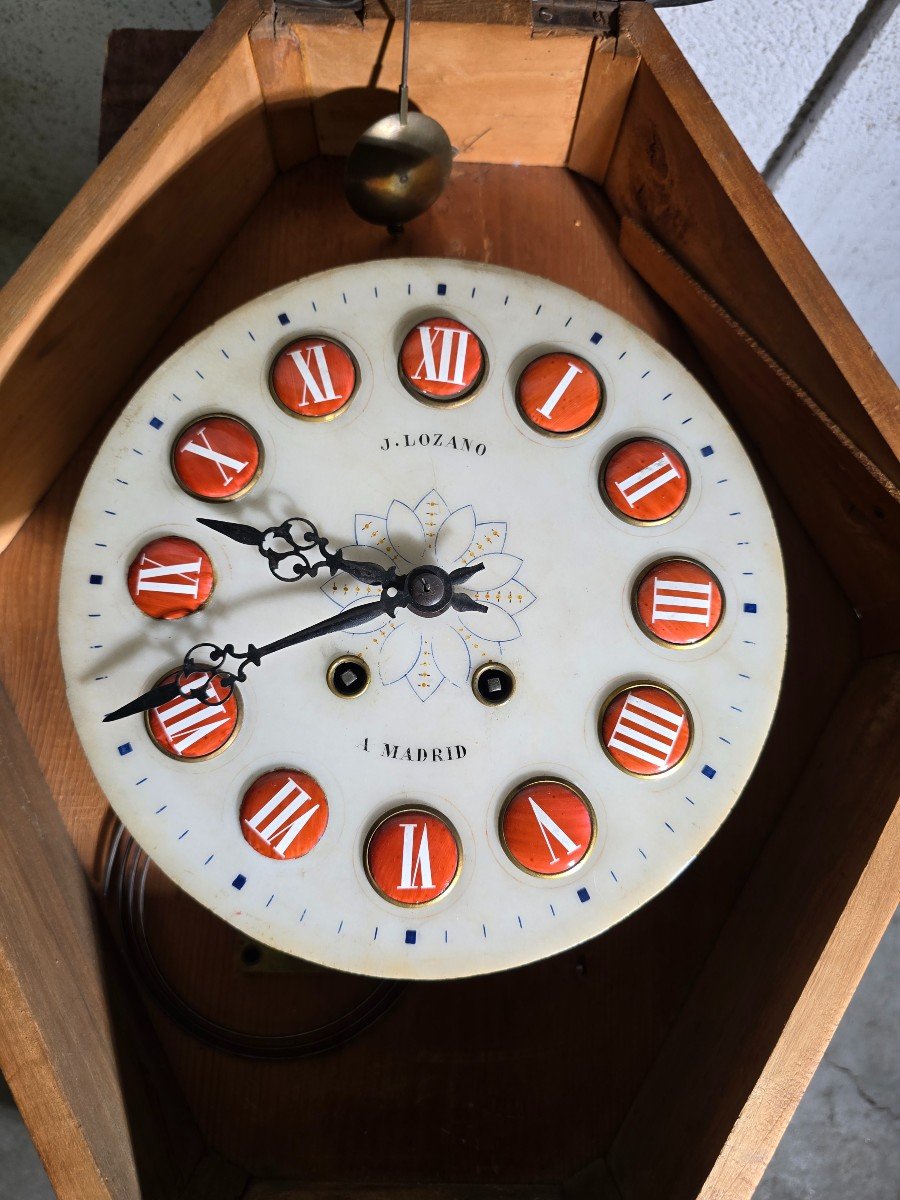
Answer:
[283,9,596,163]
[608,653,900,1200]
[608,2,900,478]
[248,10,318,171]
[619,216,900,649]
[0,157,864,1186]
[0,3,896,1195]
[567,34,641,185]
[0,682,212,1200]
[0,0,273,556]
[98,30,202,161]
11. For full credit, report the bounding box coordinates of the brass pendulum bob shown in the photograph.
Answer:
[344,0,453,232]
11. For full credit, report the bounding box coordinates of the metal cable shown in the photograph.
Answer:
[102,823,404,1060]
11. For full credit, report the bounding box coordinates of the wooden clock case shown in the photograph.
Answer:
[0,2,897,1198]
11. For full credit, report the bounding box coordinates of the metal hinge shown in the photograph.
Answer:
[530,0,713,33]
[531,0,619,34]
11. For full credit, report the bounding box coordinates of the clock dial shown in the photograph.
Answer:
[145,669,242,760]
[239,769,329,861]
[364,808,462,907]
[171,414,262,501]
[399,316,485,402]
[269,336,358,420]
[515,352,604,436]
[599,683,693,777]
[59,258,786,980]
[126,535,215,620]
[601,436,690,523]
[633,558,725,646]
[499,779,596,877]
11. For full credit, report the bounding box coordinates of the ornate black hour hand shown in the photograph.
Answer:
[196,516,394,587]
[450,592,489,614]
[103,591,408,723]
[449,561,488,613]
[449,562,488,587]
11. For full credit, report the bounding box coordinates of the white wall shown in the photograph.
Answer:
[661,0,899,381]
[0,1,209,282]
[773,4,899,382]
[661,0,867,169]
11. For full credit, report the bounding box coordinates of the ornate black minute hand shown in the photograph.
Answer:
[196,516,393,587]
[103,593,408,723]
[103,560,487,723]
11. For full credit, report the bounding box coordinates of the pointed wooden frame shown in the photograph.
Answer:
[0,3,896,1198]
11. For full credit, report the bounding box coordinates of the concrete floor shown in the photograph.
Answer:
[755,914,899,1200]
[0,2,897,1196]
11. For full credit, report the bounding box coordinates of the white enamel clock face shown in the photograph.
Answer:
[59,258,786,980]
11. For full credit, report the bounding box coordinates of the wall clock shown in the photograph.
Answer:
[59,257,786,981]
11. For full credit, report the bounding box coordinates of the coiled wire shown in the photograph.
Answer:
[102,822,404,1059]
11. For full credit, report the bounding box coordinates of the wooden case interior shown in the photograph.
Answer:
[0,4,897,1200]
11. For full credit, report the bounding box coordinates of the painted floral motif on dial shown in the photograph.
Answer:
[146,670,241,760]
[172,415,262,501]
[516,352,603,435]
[323,489,535,700]
[239,770,328,860]
[127,535,215,619]
[600,684,692,776]
[365,808,461,905]
[269,336,357,419]
[399,317,484,401]
[634,559,724,646]
[500,780,595,876]
[601,437,689,523]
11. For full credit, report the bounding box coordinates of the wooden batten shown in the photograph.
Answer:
[567,34,640,185]
[607,653,900,1200]
[618,217,900,642]
[0,1,897,1196]
[0,0,276,558]
[0,681,211,1200]
[605,3,900,481]
[242,1187,567,1200]
[249,9,320,170]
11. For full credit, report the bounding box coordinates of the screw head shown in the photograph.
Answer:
[240,942,262,967]
[406,565,453,616]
